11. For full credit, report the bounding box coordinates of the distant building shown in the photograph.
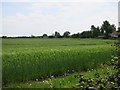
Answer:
[110,31,118,38]
[98,35,105,38]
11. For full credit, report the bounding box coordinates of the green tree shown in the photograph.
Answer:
[96,26,101,35]
[100,26,104,35]
[91,25,99,37]
[55,31,60,38]
[118,27,120,32]
[81,31,92,38]
[111,24,116,32]
[2,36,7,38]
[71,33,81,38]
[63,31,71,38]
[42,34,48,38]
[101,20,116,38]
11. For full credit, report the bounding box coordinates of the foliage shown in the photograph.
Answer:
[71,33,81,38]
[55,32,61,38]
[42,34,48,38]
[101,20,116,38]
[80,20,116,38]
[74,40,120,89]
[63,31,71,38]
[91,25,100,37]
[118,27,120,33]
[80,31,92,38]
[2,36,7,38]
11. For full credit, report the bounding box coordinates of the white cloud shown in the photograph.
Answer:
[2,2,118,36]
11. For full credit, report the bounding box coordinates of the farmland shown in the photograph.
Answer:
[2,38,116,86]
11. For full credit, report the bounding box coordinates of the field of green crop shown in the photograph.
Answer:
[2,38,116,85]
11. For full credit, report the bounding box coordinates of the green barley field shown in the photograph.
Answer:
[2,38,117,85]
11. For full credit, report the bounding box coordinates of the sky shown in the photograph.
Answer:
[1,0,119,37]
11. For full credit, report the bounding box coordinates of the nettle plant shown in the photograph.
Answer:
[74,40,120,89]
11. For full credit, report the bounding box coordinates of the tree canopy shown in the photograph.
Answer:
[63,31,71,38]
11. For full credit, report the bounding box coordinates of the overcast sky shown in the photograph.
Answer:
[1,0,118,37]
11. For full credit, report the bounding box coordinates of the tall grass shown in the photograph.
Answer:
[2,38,116,84]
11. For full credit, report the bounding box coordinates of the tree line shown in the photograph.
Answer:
[2,20,119,39]
[42,20,118,39]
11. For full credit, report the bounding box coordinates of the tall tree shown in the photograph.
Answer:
[96,26,101,35]
[55,31,60,38]
[101,20,116,38]
[42,34,47,38]
[100,26,104,35]
[63,31,71,38]
[91,25,99,37]
[111,24,116,32]
[118,27,120,32]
